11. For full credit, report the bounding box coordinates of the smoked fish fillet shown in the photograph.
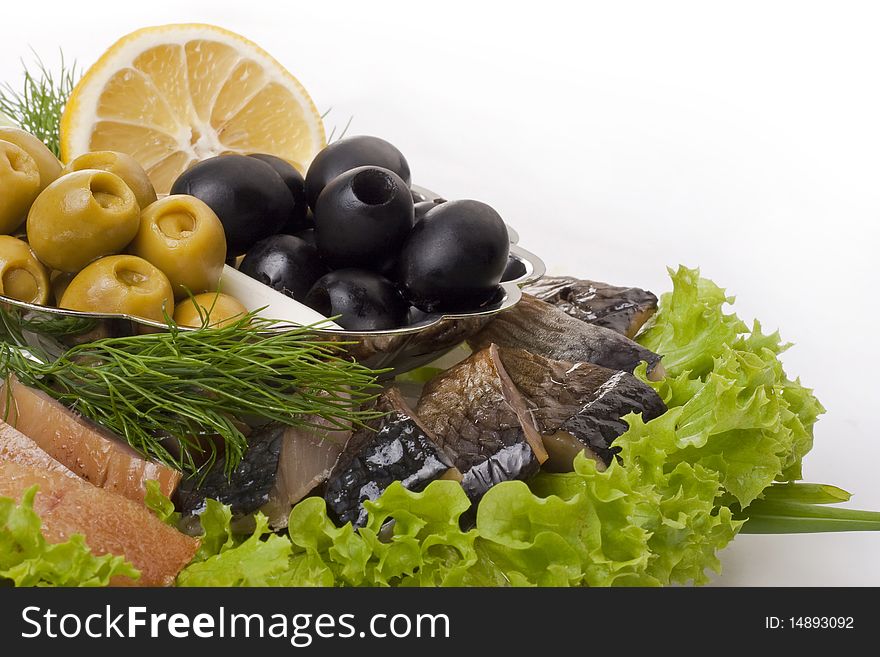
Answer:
[0,419,76,477]
[0,377,180,503]
[0,460,198,586]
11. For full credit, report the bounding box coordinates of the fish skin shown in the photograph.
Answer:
[0,460,199,587]
[496,347,667,465]
[524,275,658,338]
[559,374,665,463]
[325,388,458,527]
[456,442,536,499]
[0,377,181,503]
[469,294,662,376]
[416,345,545,499]
[176,423,284,517]
[0,419,76,477]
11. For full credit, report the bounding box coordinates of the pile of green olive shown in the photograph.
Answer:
[0,127,247,327]
[172,135,513,331]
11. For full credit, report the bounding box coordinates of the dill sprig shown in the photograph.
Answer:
[0,310,383,477]
[321,107,354,143]
[0,51,78,156]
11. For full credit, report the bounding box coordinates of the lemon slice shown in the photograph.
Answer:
[60,24,325,193]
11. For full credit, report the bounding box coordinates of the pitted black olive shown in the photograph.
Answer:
[305,269,409,331]
[314,166,414,270]
[305,136,411,210]
[239,234,327,302]
[248,153,310,234]
[170,154,295,257]
[398,199,510,313]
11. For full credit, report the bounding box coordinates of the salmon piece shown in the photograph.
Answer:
[0,419,76,477]
[0,377,181,503]
[0,460,198,586]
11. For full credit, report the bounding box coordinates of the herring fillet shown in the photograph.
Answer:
[0,376,181,503]
[524,276,658,338]
[325,388,459,526]
[416,344,546,499]
[496,347,667,467]
[0,460,198,586]
[176,423,284,518]
[0,419,76,477]
[469,294,663,377]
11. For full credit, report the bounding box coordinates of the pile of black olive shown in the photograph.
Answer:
[170,136,512,330]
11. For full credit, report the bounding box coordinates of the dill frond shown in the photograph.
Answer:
[0,50,79,157]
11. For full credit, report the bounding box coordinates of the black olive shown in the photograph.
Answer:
[305,136,411,210]
[170,154,295,257]
[248,153,310,234]
[305,269,409,330]
[293,227,317,248]
[501,256,527,282]
[314,166,414,270]
[398,199,510,313]
[239,234,327,302]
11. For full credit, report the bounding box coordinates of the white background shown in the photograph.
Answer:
[2,0,877,585]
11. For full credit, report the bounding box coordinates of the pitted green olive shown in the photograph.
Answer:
[64,151,157,209]
[27,170,141,273]
[173,292,248,328]
[128,195,226,298]
[0,127,61,191]
[0,235,50,304]
[0,140,41,234]
[59,255,174,322]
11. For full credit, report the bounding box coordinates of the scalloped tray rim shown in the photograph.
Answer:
[0,243,545,338]
[0,185,545,338]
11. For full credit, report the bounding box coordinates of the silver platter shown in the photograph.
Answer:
[0,186,544,376]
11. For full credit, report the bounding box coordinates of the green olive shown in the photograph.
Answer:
[59,255,174,322]
[64,151,157,209]
[128,195,226,299]
[173,292,248,328]
[0,235,50,304]
[27,170,141,273]
[0,140,41,234]
[0,127,61,191]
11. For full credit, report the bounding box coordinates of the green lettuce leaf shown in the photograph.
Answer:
[522,408,741,586]
[638,266,748,377]
[637,270,824,507]
[0,487,139,587]
[177,509,292,587]
[177,482,485,587]
[144,480,180,527]
[194,498,238,560]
